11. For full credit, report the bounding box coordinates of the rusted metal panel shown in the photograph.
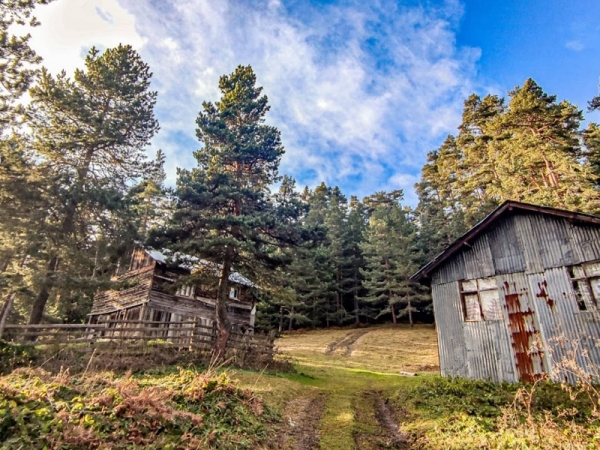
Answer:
[432,282,468,378]
[487,216,526,274]
[541,266,600,381]
[498,273,547,382]
[527,269,583,383]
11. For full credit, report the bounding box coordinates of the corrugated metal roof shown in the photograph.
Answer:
[412,201,600,281]
[144,249,254,287]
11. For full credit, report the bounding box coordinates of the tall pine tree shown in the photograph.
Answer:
[159,66,306,355]
[24,45,159,325]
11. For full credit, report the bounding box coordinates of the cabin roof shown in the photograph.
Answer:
[145,249,254,287]
[411,201,600,282]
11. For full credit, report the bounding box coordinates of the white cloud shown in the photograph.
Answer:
[28,0,481,205]
[565,40,584,52]
[30,0,145,76]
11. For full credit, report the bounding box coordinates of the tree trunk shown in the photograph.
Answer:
[408,299,413,327]
[336,267,342,325]
[29,147,95,325]
[28,255,58,327]
[0,293,16,339]
[213,247,233,359]
[390,300,397,325]
[384,257,396,325]
[354,278,359,325]
[278,306,284,333]
[288,304,294,331]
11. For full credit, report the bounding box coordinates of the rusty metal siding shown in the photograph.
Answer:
[487,216,526,274]
[527,269,581,383]
[432,233,495,285]
[432,282,469,378]
[530,215,577,268]
[498,272,548,382]
[430,211,600,383]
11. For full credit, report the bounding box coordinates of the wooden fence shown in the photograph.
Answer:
[1,320,274,356]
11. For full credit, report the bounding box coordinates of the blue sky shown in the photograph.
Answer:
[29,0,600,205]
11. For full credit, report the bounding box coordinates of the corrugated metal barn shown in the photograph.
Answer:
[412,201,600,383]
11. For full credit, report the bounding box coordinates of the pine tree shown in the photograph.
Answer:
[492,79,597,211]
[360,191,403,324]
[415,78,600,251]
[0,0,54,128]
[0,0,54,331]
[344,196,367,324]
[324,187,349,324]
[158,66,306,355]
[585,88,600,186]
[24,45,159,325]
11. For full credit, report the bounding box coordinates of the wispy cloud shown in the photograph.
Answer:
[31,0,481,204]
[565,40,584,52]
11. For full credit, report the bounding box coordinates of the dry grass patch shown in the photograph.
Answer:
[276,324,439,374]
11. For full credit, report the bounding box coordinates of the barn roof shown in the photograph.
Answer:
[145,249,254,287]
[411,201,600,282]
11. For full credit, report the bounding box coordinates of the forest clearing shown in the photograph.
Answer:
[3,325,600,449]
[2,2,600,449]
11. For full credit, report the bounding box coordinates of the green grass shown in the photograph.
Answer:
[235,324,439,449]
[9,324,596,449]
[0,367,277,449]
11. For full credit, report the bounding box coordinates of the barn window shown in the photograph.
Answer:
[568,263,600,311]
[176,284,195,297]
[229,287,239,300]
[459,277,503,321]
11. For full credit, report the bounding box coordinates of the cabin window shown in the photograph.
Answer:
[459,277,502,321]
[229,287,239,300]
[568,263,600,311]
[176,284,195,297]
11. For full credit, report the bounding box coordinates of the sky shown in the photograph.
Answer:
[27,0,600,205]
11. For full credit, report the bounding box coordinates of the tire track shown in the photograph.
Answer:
[278,393,327,450]
[324,330,370,356]
[353,390,410,449]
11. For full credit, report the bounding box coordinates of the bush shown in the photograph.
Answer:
[395,376,600,449]
[0,367,277,449]
[0,340,37,374]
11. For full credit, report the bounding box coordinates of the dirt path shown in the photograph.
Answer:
[324,330,370,356]
[278,394,327,450]
[353,391,410,449]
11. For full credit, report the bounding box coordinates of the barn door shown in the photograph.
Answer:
[499,275,547,382]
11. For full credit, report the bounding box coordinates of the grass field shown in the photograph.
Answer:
[234,324,439,449]
[3,324,599,449]
[233,324,600,450]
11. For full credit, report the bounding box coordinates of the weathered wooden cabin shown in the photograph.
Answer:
[89,249,256,333]
[412,201,600,383]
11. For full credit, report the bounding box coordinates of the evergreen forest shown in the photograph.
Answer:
[2,1,600,333]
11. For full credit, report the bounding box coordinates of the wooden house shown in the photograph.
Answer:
[412,201,600,383]
[89,249,256,333]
